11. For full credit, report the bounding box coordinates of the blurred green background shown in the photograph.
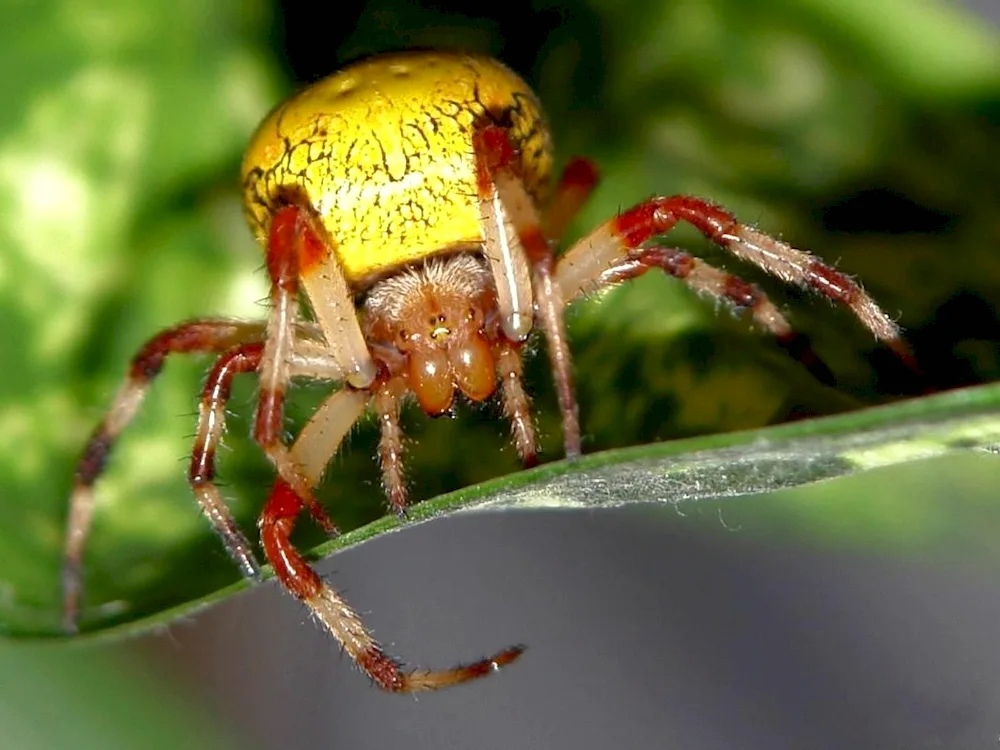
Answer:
[2,0,999,746]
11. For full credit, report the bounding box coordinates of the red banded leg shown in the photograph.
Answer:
[259,477,523,692]
[543,157,600,242]
[292,206,376,389]
[254,207,524,691]
[188,342,340,585]
[555,196,915,369]
[253,381,520,693]
[254,205,347,521]
[589,245,836,386]
[187,343,266,584]
[63,319,266,632]
[474,124,582,457]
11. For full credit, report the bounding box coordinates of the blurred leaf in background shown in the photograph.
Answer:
[0,0,277,745]
[0,639,242,749]
[1,0,999,737]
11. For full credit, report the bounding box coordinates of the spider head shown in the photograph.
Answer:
[363,254,499,415]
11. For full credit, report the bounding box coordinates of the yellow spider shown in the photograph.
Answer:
[65,50,909,692]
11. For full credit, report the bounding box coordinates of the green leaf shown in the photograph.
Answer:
[3,0,999,652]
[13,381,1000,641]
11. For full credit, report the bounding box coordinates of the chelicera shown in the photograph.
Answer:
[65,51,912,692]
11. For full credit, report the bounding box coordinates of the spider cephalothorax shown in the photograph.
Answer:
[363,254,504,415]
[65,50,913,693]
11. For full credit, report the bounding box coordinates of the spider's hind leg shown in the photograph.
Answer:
[554,194,916,380]
[562,243,837,387]
[63,319,266,633]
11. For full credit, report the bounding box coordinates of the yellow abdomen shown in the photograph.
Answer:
[241,51,554,285]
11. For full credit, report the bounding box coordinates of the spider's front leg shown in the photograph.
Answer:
[255,382,524,693]
[251,204,378,507]
[258,477,524,692]
[252,203,525,692]
[257,203,417,517]
[473,127,600,458]
[554,195,914,377]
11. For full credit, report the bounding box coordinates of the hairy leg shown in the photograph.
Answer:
[495,341,537,466]
[258,478,523,692]
[576,244,836,386]
[63,319,265,632]
[474,124,581,457]
[556,196,913,367]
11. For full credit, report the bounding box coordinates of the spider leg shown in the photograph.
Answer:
[259,476,523,693]
[288,205,376,389]
[543,157,600,243]
[251,374,522,692]
[188,343,269,581]
[577,244,837,386]
[188,340,352,577]
[253,205,372,520]
[474,140,535,343]
[495,340,537,466]
[555,196,914,369]
[286,383,370,487]
[196,337,427,690]
[373,378,408,516]
[253,204,524,690]
[474,124,581,457]
[63,319,266,633]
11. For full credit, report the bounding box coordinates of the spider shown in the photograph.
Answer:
[64,50,911,693]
